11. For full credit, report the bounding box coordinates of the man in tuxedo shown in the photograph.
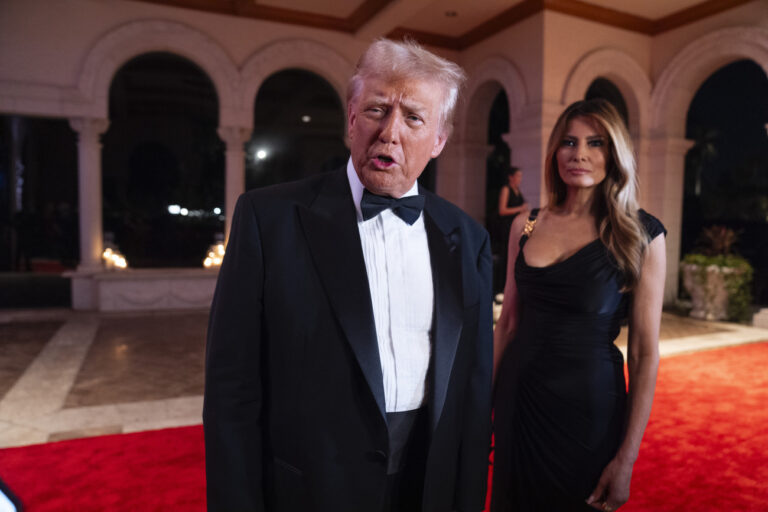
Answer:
[203,39,492,512]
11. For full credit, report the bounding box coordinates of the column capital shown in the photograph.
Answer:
[217,126,251,149]
[69,117,110,137]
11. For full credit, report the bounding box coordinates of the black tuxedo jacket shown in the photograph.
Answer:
[203,168,493,512]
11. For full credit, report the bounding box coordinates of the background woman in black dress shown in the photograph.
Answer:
[496,166,529,290]
[498,166,528,227]
[492,99,666,512]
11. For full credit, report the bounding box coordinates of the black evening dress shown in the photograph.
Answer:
[500,186,525,243]
[496,187,526,291]
[491,209,666,512]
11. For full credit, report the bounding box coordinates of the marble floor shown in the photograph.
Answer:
[1,308,767,449]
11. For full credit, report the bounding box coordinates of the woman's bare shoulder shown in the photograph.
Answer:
[509,207,534,244]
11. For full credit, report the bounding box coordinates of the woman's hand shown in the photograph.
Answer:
[585,456,633,511]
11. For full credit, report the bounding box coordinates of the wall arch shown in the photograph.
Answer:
[459,56,527,143]
[240,39,353,129]
[652,26,768,137]
[646,26,768,303]
[562,48,651,137]
[439,56,528,223]
[77,19,240,125]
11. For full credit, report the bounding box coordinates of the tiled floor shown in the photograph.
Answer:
[0,308,767,449]
[0,310,206,448]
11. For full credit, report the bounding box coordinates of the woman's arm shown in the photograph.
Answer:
[493,211,529,382]
[497,186,510,216]
[498,187,528,217]
[587,233,666,511]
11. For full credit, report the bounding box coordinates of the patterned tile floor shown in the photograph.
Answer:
[0,308,766,448]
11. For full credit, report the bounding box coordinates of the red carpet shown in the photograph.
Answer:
[0,425,205,511]
[623,341,768,511]
[1,341,767,511]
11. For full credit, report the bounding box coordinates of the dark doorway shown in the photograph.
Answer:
[0,116,78,272]
[104,52,224,268]
[246,69,347,190]
[0,116,76,307]
[586,77,629,127]
[682,59,768,304]
[485,89,511,293]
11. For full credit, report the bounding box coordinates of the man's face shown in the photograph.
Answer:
[348,76,448,198]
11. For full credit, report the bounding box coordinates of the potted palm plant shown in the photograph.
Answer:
[680,225,753,322]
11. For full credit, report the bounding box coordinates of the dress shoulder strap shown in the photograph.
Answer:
[519,208,540,248]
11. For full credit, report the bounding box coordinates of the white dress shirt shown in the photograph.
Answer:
[346,159,434,413]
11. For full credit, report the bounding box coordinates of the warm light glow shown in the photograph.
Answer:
[256,149,267,160]
[168,204,181,215]
[113,254,127,269]
[301,115,311,123]
[203,242,226,268]
[102,246,128,270]
[180,208,189,216]
[213,207,221,215]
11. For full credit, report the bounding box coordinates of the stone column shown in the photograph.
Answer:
[69,118,109,272]
[68,117,109,310]
[503,128,542,209]
[462,141,494,224]
[217,126,251,241]
[501,102,564,209]
[435,141,463,207]
[644,135,694,304]
[635,135,652,205]
[436,139,493,224]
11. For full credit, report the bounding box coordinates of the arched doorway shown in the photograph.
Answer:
[485,90,511,292]
[246,69,347,190]
[0,116,77,307]
[585,77,629,127]
[682,59,768,304]
[103,52,223,268]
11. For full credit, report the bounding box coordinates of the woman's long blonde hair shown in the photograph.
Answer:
[544,99,647,291]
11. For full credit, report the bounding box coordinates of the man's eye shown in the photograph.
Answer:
[407,115,423,123]
[366,107,385,115]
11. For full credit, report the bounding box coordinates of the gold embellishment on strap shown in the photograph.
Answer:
[523,217,537,237]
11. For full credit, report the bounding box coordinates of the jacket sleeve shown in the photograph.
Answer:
[203,194,266,511]
[456,229,494,511]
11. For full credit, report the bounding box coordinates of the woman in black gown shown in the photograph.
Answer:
[498,166,528,231]
[496,166,529,290]
[491,99,666,512]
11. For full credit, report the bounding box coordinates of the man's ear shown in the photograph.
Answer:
[430,131,448,159]
[347,103,357,135]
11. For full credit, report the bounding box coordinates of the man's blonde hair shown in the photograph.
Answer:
[347,38,466,137]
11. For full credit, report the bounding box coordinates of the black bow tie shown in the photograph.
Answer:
[360,189,425,225]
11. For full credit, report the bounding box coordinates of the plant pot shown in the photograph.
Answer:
[680,262,745,321]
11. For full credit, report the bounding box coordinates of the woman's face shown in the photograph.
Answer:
[555,116,608,191]
[508,171,522,188]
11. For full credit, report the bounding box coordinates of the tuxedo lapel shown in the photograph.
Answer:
[423,196,464,432]
[298,170,386,422]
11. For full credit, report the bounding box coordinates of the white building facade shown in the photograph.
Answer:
[1,0,766,309]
